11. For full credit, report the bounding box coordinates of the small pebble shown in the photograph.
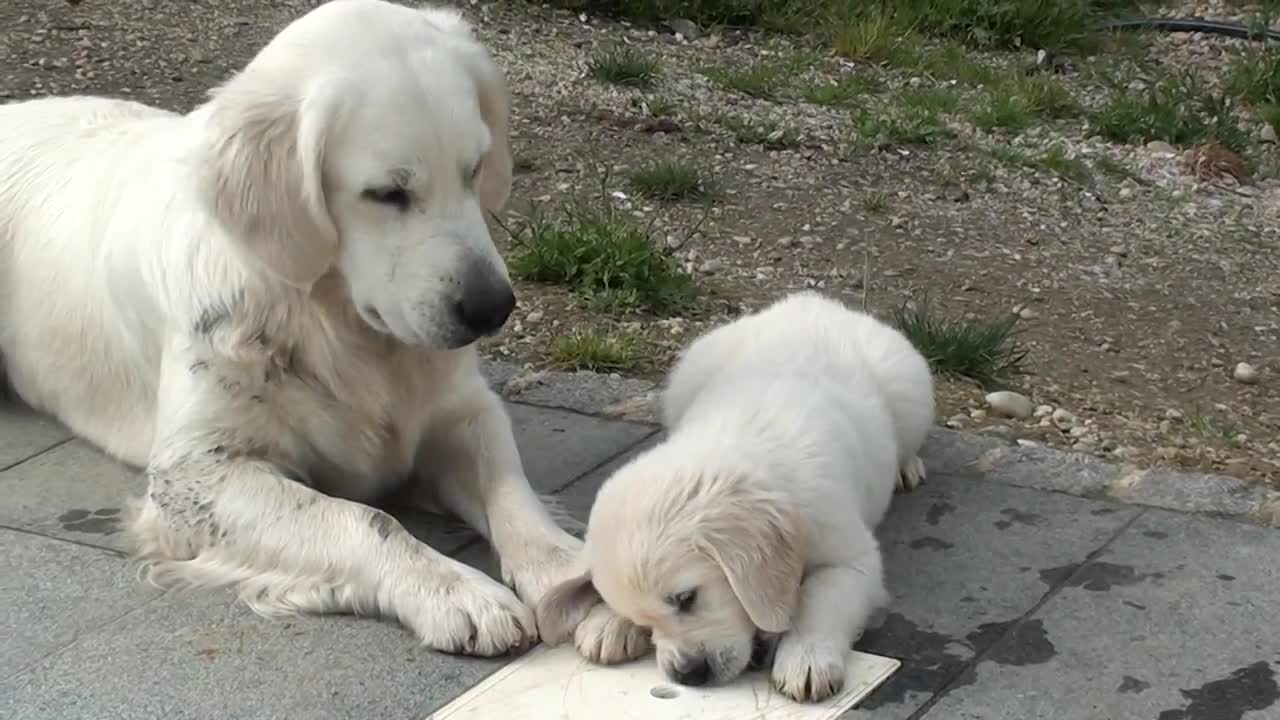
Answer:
[985,390,1034,419]
[1051,408,1076,431]
[1233,362,1259,385]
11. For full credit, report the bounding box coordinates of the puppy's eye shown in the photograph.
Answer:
[667,589,697,613]
[362,186,410,211]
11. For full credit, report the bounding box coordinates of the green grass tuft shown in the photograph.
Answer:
[628,160,717,201]
[1088,73,1247,151]
[552,329,651,372]
[589,47,660,88]
[854,107,952,147]
[506,201,697,316]
[1227,47,1280,107]
[893,299,1030,388]
[802,73,886,106]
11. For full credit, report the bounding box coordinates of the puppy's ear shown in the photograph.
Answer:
[197,75,342,289]
[535,571,601,646]
[698,488,804,634]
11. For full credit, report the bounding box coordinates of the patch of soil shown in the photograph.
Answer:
[3,0,1275,484]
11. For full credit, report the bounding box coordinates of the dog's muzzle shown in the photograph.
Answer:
[669,657,712,687]
[455,264,516,337]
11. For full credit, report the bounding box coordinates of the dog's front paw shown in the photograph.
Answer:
[770,633,847,703]
[897,455,926,493]
[503,533,583,608]
[401,565,537,657]
[574,602,651,665]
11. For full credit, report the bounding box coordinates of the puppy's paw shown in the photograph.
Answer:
[502,532,584,608]
[771,633,847,703]
[896,455,926,493]
[401,565,537,657]
[574,602,651,665]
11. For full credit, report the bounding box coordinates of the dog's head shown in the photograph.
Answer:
[195,0,515,349]
[537,446,805,687]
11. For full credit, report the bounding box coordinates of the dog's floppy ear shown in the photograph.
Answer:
[197,75,342,289]
[697,487,804,633]
[535,571,601,646]
[469,57,513,212]
[430,9,512,212]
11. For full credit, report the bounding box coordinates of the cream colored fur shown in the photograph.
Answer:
[0,0,603,656]
[537,291,935,702]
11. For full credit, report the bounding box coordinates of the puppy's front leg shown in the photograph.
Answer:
[133,347,535,656]
[770,554,889,703]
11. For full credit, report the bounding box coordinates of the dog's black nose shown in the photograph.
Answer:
[456,280,516,337]
[671,658,711,687]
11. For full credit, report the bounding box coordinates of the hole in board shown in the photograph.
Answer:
[650,685,679,700]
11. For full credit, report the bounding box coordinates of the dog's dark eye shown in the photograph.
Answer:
[667,589,697,613]
[362,186,410,211]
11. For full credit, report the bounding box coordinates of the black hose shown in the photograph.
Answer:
[1101,17,1280,43]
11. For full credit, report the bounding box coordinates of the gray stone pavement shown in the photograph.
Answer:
[2,373,1279,720]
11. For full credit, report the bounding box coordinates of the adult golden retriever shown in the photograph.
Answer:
[0,0,623,657]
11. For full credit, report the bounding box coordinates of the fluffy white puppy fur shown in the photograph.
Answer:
[537,291,935,702]
[0,0,619,656]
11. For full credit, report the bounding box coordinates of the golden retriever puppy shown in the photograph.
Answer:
[537,291,935,702]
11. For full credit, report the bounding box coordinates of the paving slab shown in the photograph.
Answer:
[0,403,655,720]
[0,404,70,471]
[0,440,141,552]
[0,587,510,720]
[541,446,1145,720]
[918,508,1280,720]
[0,529,158,680]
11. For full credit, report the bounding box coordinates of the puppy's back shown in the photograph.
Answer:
[772,293,935,469]
[663,292,934,467]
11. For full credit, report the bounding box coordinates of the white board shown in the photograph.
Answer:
[427,644,900,720]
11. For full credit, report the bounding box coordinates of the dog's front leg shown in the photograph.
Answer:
[416,385,583,607]
[770,552,890,703]
[130,347,536,657]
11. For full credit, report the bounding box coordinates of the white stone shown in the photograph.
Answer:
[985,391,1034,419]
[1034,404,1055,417]
[1051,408,1076,431]
[1233,362,1260,385]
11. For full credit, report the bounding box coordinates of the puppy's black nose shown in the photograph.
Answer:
[672,658,711,687]
[456,280,516,337]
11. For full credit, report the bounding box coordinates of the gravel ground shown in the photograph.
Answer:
[2,0,1276,485]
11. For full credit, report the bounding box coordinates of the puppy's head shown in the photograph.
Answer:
[537,447,804,686]
[195,1,515,349]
